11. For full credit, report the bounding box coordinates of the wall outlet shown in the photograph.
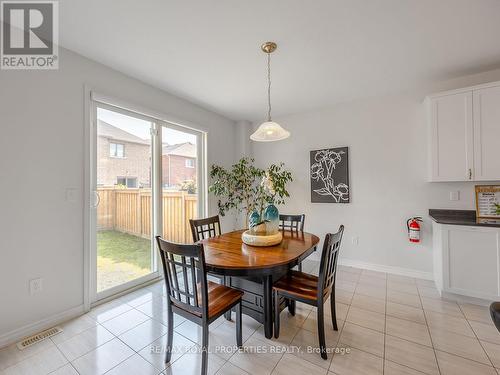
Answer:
[29,278,43,295]
[351,236,359,246]
[449,191,460,201]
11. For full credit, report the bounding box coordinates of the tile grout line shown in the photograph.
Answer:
[458,303,497,369]
[331,269,362,373]
[416,280,442,375]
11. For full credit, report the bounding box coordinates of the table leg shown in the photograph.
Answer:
[263,275,273,339]
[224,276,232,321]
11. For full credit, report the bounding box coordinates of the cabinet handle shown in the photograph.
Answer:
[468,169,472,180]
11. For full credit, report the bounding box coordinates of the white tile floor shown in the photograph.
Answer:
[2,260,500,374]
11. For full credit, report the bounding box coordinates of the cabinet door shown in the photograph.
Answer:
[444,226,499,299]
[473,86,500,180]
[429,92,473,181]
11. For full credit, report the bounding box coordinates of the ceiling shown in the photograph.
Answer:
[60,0,500,121]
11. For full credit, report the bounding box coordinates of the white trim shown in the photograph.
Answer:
[0,305,85,349]
[440,291,492,307]
[339,258,434,280]
[83,85,92,312]
[90,91,211,134]
[96,272,160,302]
[91,277,162,308]
[86,88,208,304]
[426,79,500,100]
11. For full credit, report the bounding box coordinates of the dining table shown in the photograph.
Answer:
[200,229,320,339]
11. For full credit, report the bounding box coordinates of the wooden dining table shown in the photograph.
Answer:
[200,229,320,339]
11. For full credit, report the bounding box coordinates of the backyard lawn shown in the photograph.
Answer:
[97,230,152,292]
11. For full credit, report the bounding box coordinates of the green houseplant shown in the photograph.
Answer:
[209,157,292,228]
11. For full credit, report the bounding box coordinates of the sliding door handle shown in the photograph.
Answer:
[92,191,101,208]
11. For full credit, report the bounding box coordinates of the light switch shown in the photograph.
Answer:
[449,191,460,201]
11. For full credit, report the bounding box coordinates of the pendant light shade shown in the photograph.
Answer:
[250,41,290,142]
[250,121,290,142]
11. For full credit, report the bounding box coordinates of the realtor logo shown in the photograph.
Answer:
[1,1,58,69]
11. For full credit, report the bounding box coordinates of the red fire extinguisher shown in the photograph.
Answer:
[407,217,423,243]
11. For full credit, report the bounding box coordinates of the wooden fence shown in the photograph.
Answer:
[97,188,197,243]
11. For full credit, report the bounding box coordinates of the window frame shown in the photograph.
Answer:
[109,142,125,158]
[86,90,208,307]
[185,158,195,168]
[116,176,137,188]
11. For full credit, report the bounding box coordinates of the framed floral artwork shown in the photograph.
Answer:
[310,147,349,203]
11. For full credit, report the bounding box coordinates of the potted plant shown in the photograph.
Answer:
[209,157,292,230]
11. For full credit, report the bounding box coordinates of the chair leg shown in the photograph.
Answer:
[287,299,296,316]
[317,305,327,360]
[201,324,209,375]
[298,262,302,272]
[330,290,338,331]
[235,301,242,347]
[165,306,174,363]
[224,276,232,321]
[274,289,280,338]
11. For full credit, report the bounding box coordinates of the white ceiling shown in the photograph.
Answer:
[60,0,500,121]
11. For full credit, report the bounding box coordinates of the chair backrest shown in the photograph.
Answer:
[155,236,209,317]
[317,225,344,302]
[190,215,222,242]
[279,214,305,232]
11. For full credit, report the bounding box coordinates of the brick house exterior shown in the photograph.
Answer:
[97,120,151,187]
[96,120,196,189]
[162,143,197,188]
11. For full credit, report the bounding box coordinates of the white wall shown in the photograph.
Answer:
[251,69,500,277]
[0,48,237,343]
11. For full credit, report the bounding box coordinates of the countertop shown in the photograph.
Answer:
[429,209,500,228]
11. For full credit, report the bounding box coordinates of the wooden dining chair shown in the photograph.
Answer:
[156,236,243,375]
[190,215,222,242]
[190,215,225,285]
[273,225,344,360]
[279,214,305,271]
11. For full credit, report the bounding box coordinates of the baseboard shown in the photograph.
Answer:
[339,258,434,281]
[441,291,491,307]
[0,304,86,349]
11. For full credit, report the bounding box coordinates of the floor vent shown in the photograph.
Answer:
[17,327,63,350]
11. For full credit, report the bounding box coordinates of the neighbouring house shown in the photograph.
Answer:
[96,121,196,189]
[97,120,151,188]
[162,142,197,188]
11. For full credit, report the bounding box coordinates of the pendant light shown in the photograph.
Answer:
[250,42,290,142]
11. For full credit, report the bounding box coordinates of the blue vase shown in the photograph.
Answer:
[248,210,261,231]
[263,204,279,234]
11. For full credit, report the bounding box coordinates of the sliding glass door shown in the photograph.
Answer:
[90,98,206,302]
[160,124,203,243]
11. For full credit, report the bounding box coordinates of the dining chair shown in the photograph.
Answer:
[279,214,305,271]
[273,225,344,360]
[190,215,222,242]
[190,215,225,286]
[156,236,243,375]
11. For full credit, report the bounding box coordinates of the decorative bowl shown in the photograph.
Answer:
[242,230,283,247]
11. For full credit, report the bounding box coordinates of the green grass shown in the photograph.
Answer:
[97,230,151,269]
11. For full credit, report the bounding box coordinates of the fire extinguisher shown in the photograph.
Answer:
[407,217,423,243]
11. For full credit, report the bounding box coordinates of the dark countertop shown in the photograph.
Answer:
[429,209,500,228]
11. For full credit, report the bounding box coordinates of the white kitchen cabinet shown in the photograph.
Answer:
[433,222,500,300]
[473,85,500,181]
[427,91,473,181]
[427,81,500,182]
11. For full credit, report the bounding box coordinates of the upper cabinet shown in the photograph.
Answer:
[427,82,500,182]
[473,86,500,180]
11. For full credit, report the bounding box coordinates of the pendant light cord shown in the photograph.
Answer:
[267,52,272,122]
